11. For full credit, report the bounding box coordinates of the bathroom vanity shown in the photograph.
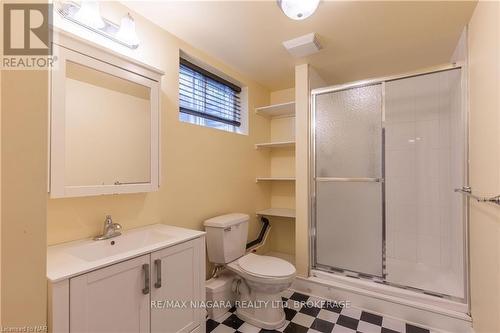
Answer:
[47,224,206,333]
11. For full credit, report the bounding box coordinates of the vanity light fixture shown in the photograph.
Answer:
[116,13,140,47]
[277,0,320,20]
[73,1,105,30]
[56,1,140,49]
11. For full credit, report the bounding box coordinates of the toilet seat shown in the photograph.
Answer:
[237,253,296,279]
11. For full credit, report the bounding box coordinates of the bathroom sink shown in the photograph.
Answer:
[68,229,172,262]
[47,223,206,282]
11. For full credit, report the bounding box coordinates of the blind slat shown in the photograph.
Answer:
[179,85,241,107]
[179,75,239,98]
[179,99,241,120]
[179,60,241,128]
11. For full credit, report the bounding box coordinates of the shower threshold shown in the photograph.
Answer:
[310,268,468,316]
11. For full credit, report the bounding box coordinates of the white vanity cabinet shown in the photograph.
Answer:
[47,225,206,333]
[70,255,151,333]
[150,240,203,333]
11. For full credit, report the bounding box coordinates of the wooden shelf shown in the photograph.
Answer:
[255,101,295,118]
[255,141,295,149]
[257,208,295,218]
[256,177,295,182]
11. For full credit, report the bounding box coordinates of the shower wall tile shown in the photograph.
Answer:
[385,69,462,272]
[385,81,415,123]
[386,177,417,205]
[396,205,418,234]
[415,146,439,180]
[438,117,451,149]
[385,149,415,180]
[416,174,440,206]
[385,122,416,150]
[417,204,440,236]
[416,119,440,149]
[384,69,464,296]
[440,236,451,268]
[417,235,441,267]
[394,232,417,261]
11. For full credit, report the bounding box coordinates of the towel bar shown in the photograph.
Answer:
[454,186,500,205]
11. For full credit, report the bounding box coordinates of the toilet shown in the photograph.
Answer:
[204,213,296,330]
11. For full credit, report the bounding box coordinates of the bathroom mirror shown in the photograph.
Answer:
[50,33,163,197]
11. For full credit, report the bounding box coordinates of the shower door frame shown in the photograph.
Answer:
[309,63,470,307]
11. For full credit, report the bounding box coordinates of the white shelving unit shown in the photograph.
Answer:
[255,101,295,118]
[257,208,295,219]
[255,141,295,149]
[256,177,295,182]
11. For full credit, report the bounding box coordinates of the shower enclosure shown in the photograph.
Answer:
[310,66,467,304]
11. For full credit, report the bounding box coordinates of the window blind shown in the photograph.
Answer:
[179,58,241,127]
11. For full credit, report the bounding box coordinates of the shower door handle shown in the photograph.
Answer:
[315,177,384,183]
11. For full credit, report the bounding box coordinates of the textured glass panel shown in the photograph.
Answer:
[384,68,465,298]
[315,84,382,178]
[316,182,383,276]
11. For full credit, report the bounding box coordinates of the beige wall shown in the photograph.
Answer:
[1,69,49,326]
[468,2,500,332]
[47,1,271,249]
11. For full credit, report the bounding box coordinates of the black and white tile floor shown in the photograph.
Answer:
[206,290,437,333]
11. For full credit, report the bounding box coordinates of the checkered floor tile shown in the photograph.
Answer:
[207,290,437,333]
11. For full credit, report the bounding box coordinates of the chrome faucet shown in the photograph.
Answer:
[93,215,122,240]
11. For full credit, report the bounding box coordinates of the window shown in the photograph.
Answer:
[179,58,244,133]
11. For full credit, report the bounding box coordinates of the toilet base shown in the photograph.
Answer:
[235,304,286,330]
[233,280,288,330]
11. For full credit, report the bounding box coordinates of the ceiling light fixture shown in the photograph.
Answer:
[277,0,320,21]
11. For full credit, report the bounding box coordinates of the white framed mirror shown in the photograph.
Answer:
[50,32,163,198]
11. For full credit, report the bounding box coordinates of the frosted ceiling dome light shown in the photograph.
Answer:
[277,0,320,20]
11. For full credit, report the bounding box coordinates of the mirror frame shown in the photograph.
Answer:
[50,31,164,198]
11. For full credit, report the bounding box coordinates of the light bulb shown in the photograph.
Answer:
[277,0,320,20]
[116,13,140,47]
[74,1,105,29]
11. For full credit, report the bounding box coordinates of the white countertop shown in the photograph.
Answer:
[47,224,205,282]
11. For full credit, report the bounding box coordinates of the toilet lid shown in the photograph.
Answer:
[238,253,296,278]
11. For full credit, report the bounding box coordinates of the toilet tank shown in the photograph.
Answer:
[204,213,249,264]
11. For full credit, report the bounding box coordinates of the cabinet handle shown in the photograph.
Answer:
[142,263,150,295]
[154,259,162,288]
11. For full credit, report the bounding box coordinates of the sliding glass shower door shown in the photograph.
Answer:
[311,67,466,300]
[313,84,384,277]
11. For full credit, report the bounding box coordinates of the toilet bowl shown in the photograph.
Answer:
[227,253,296,329]
[204,213,296,330]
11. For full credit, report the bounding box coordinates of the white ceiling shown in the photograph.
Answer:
[125,1,476,91]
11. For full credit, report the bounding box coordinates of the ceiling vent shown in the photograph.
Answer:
[282,33,321,58]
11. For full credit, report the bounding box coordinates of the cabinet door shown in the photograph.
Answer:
[70,255,150,333]
[151,239,204,333]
